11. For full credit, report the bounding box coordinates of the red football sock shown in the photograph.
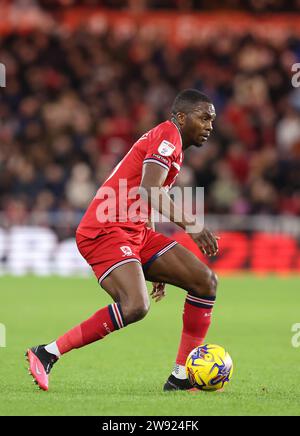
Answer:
[176,294,216,366]
[56,303,125,355]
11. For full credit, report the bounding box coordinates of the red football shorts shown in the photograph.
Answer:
[76,226,177,286]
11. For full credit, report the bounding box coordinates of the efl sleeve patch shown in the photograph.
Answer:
[158,140,176,157]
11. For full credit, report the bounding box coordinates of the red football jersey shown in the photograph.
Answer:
[77,120,183,238]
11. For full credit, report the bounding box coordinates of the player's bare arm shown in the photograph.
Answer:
[146,210,166,302]
[139,162,219,257]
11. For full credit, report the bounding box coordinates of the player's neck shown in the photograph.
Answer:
[170,117,189,150]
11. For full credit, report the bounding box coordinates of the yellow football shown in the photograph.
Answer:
[185,344,233,391]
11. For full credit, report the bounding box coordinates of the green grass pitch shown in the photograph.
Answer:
[0,275,299,416]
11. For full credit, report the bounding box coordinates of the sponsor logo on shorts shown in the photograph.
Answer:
[120,246,133,257]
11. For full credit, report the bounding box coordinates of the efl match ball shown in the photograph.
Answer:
[185,344,233,391]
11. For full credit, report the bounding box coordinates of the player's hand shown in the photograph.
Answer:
[151,282,166,302]
[190,228,220,257]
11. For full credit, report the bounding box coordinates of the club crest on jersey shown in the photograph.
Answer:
[158,140,176,157]
[120,246,133,257]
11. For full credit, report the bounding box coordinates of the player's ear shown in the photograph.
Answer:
[176,112,186,127]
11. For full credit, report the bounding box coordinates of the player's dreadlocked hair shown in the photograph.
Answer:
[172,89,212,115]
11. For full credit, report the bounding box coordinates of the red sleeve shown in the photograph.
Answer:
[143,122,182,172]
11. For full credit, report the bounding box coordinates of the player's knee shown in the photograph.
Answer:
[203,269,218,298]
[126,304,149,324]
[122,300,150,325]
[192,268,218,298]
[210,270,218,294]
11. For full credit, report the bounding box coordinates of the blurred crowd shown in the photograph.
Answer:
[0,25,300,228]
[5,0,299,13]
